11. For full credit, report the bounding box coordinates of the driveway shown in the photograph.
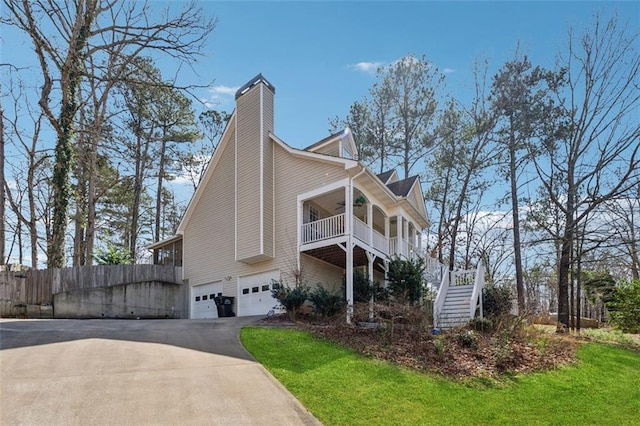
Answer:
[0,318,321,426]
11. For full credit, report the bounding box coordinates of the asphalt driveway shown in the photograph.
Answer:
[0,317,321,425]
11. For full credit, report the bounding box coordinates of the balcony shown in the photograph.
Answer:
[300,213,345,244]
[301,213,417,259]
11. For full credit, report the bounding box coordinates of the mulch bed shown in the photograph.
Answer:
[260,313,579,381]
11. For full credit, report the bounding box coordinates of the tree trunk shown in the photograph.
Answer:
[155,138,167,243]
[508,137,525,314]
[48,2,97,268]
[0,98,5,265]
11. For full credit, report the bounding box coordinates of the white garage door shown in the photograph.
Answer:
[192,281,223,319]
[238,270,280,316]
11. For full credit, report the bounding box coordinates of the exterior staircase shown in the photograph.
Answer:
[433,263,485,329]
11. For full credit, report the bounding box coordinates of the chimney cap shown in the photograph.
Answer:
[235,73,276,100]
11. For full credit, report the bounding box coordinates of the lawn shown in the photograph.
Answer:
[241,327,640,425]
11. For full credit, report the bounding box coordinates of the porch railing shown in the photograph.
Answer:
[389,237,416,259]
[372,229,388,253]
[302,214,413,258]
[300,213,345,244]
[353,216,369,244]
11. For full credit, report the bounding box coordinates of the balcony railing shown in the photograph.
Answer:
[301,213,345,244]
[301,213,414,258]
[353,216,369,244]
[389,237,415,259]
[372,229,388,253]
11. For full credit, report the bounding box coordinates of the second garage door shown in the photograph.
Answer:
[238,270,280,316]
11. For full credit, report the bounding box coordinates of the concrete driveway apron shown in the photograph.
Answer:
[0,317,321,425]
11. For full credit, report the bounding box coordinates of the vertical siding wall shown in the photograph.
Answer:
[236,82,275,262]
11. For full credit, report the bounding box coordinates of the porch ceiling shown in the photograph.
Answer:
[302,245,386,272]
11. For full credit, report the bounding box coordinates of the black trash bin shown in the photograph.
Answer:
[214,296,224,317]
[222,296,235,317]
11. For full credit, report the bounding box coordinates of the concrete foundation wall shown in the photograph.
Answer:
[53,281,186,319]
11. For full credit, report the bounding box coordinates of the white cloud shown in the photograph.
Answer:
[443,68,456,74]
[210,85,239,96]
[202,85,240,108]
[349,61,384,74]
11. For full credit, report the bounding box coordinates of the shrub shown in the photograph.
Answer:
[309,286,344,319]
[469,317,494,333]
[455,330,479,349]
[343,269,388,303]
[271,280,309,320]
[607,279,640,334]
[93,245,132,265]
[482,283,513,319]
[386,256,425,304]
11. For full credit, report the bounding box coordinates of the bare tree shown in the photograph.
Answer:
[0,93,5,265]
[3,0,215,267]
[490,49,562,313]
[441,61,497,270]
[532,14,640,331]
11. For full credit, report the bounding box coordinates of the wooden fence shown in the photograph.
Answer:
[0,265,183,316]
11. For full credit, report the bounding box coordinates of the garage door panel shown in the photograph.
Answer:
[192,282,223,319]
[238,270,279,316]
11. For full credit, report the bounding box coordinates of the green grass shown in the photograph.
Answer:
[241,327,640,425]
[580,328,640,349]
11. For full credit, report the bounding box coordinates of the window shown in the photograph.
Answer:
[252,286,259,293]
[202,295,207,300]
[195,296,201,302]
[262,285,270,292]
[242,288,249,295]
[210,294,215,299]
[309,205,319,222]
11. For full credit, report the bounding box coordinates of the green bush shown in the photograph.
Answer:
[455,330,479,349]
[469,317,494,332]
[271,280,309,320]
[386,256,425,304]
[482,283,513,319]
[93,245,132,265]
[309,286,344,319]
[342,269,388,303]
[607,279,640,334]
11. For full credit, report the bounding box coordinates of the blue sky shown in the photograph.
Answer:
[3,1,637,148]
[172,1,639,148]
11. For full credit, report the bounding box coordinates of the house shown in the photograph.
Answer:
[149,74,432,320]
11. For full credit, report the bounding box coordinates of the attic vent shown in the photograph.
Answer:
[235,73,276,99]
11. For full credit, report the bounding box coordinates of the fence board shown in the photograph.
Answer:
[0,265,183,316]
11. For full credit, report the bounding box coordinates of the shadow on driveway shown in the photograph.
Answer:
[0,316,264,360]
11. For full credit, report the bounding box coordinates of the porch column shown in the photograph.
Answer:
[366,251,375,322]
[345,184,354,323]
[403,219,409,257]
[367,203,373,245]
[384,216,390,255]
[418,228,423,255]
[297,200,303,272]
[396,216,403,257]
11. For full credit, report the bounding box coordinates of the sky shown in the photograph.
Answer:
[1,0,638,266]
[2,1,637,151]
[164,1,639,149]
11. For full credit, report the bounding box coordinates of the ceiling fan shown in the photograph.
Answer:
[336,195,367,210]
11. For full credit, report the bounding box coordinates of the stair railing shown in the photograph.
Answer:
[469,263,485,319]
[433,269,451,328]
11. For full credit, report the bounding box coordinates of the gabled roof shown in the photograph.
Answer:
[376,170,396,185]
[386,176,419,197]
[304,130,345,151]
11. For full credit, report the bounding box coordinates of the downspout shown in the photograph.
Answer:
[346,165,367,324]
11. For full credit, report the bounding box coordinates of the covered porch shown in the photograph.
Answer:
[298,187,422,260]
